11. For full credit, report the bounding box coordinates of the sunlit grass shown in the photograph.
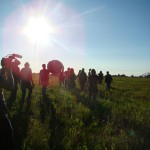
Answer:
[3,75,150,149]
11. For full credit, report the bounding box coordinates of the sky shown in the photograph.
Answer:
[0,0,150,76]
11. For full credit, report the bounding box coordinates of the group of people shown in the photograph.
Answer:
[0,56,37,149]
[0,53,113,149]
[58,67,113,99]
[78,68,113,99]
[0,54,50,149]
[59,67,76,92]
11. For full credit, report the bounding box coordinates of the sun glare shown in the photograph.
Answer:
[24,17,52,44]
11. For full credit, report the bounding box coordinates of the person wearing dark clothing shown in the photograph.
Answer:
[39,64,49,96]
[20,62,34,107]
[8,60,21,106]
[88,69,91,77]
[77,70,81,78]
[68,68,76,93]
[105,71,112,91]
[0,59,15,150]
[98,71,103,84]
[78,68,87,92]
[87,69,98,100]
[64,68,70,89]
[59,69,65,87]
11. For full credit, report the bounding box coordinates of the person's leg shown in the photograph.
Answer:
[107,83,110,91]
[20,83,26,108]
[27,83,32,106]
[9,83,17,101]
[8,83,18,108]
[42,86,47,96]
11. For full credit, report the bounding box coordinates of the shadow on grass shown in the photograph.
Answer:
[75,92,112,125]
[11,107,30,150]
[40,95,65,150]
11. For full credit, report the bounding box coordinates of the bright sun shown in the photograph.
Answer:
[24,17,52,44]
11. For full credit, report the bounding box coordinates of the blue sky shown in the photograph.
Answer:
[0,0,150,76]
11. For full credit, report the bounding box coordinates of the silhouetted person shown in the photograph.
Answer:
[0,57,15,150]
[88,68,91,77]
[64,67,70,89]
[68,68,76,93]
[87,69,98,100]
[8,59,21,106]
[77,70,81,78]
[78,68,87,92]
[20,62,34,108]
[105,71,112,91]
[98,71,103,84]
[59,69,65,87]
[39,64,49,96]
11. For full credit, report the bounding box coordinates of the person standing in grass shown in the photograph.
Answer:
[8,59,21,107]
[59,69,65,87]
[98,71,103,84]
[105,71,113,91]
[64,67,70,89]
[87,69,98,100]
[78,68,87,92]
[39,64,49,96]
[68,68,76,93]
[0,57,15,150]
[20,62,34,107]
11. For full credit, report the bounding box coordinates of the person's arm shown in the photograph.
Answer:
[0,67,14,91]
[30,69,34,84]
[47,70,49,85]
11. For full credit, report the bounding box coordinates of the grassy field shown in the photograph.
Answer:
[4,75,150,150]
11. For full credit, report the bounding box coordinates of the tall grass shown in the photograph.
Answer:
[3,75,150,150]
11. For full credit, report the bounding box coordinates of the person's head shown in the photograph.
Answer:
[91,69,96,75]
[13,59,21,67]
[42,64,46,69]
[70,68,74,74]
[107,71,109,74]
[82,68,85,72]
[24,62,30,68]
[100,71,102,73]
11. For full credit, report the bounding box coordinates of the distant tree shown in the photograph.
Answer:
[139,75,143,78]
[142,72,150,78]
[147,75,150,78]
[121,74,126,77]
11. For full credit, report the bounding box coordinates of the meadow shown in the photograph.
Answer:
[4,75,150,150]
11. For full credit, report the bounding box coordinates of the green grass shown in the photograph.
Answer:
[3,76,150,150]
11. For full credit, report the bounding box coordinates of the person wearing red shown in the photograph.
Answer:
[20,62,34,107]
[39,64,49,96]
